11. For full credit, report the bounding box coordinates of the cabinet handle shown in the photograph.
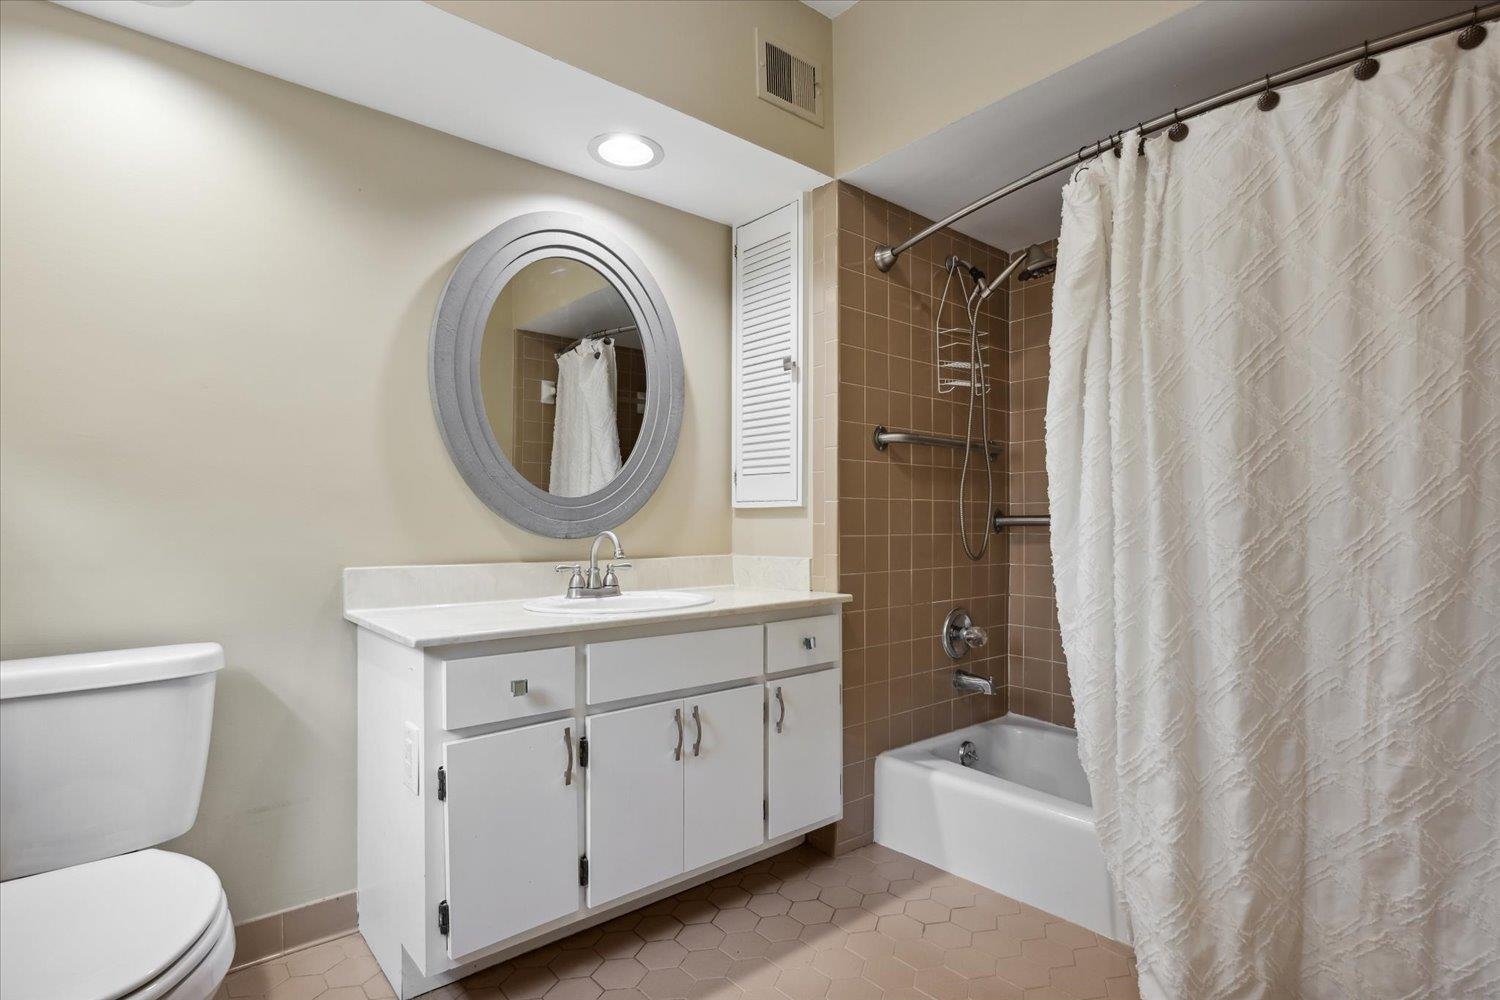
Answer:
[775,687,786,734]
[691,704,702,757]
[673,707,683,761]
[563,726,573,786]
[511,679,529,697]
[802,636,816,650]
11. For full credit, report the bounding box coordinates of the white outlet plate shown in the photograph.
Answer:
[402,722,421,795]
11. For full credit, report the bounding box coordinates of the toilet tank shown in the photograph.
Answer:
[0,643,223,881]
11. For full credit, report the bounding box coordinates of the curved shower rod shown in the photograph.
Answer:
[873,3,1497,273]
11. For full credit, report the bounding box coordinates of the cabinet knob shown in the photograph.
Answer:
[801,636,816,651]
[510,679,529,697]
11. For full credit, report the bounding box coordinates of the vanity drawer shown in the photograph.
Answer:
[586,626,764,704]
[765,615,842,674]
[439,647,575,730]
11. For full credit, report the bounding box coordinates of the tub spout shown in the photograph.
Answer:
[953,669,995,696]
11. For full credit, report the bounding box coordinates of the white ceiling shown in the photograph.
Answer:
[845,0,1477,252]
[54,0,829,228]
[800,0,860,19]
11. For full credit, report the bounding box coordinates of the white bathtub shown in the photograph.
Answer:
[874,714,1130,942]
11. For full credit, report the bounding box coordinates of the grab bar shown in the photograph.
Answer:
[994,511,1050,530]
[872,425,1002,460]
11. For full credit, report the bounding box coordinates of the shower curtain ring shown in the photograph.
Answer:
[1136,122,1148,157]
[1257,74,1280,111]
[1458,6,1487,49]
[1168,108,1189,142]
[1353,40,1380,79]
[1113,130,1124,158]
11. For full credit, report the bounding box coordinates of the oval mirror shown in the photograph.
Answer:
[430,213,684,537]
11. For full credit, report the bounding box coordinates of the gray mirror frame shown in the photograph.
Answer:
[430,212,684,538]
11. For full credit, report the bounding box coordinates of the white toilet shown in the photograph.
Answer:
[0,643,234,1000]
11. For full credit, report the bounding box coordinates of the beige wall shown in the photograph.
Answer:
[832,0,1195,173]
[0,0,732,921]
[431,0,835,175]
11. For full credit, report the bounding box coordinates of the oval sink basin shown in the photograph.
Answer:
[522,590,714,616]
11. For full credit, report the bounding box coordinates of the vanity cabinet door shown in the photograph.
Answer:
[586,700,686,907]
[441,719,580,959]
[766,670,842,839]
[683,684,765,872]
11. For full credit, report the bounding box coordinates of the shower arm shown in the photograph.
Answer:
[871,2,1498,274]
[969,253,1029,306]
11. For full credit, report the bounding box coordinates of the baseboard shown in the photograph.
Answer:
[231,891,358,970]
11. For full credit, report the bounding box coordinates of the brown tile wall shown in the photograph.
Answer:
[1003,243,1072,727]
[512,330,647,492]
[827,183,1011,853]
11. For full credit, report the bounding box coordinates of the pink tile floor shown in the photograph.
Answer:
[223,843,1137,1000]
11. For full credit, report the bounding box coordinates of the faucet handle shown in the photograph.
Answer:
[555,563,586,598]
[602,561,631,590]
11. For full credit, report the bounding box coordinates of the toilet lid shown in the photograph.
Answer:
[0,849,224,1000]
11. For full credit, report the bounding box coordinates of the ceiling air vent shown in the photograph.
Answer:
[756,31,823,127]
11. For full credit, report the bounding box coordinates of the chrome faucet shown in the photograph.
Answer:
[952,669,995,696]
[556,530,632,599]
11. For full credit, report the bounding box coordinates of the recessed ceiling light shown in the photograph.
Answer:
[588,133,664,170]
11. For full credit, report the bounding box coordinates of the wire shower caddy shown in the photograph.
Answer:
[934,264,991,396]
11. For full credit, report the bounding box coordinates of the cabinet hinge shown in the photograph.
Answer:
[763,798,769,821]
[579,855,590,887]
[436,765,446,801]
[579,737,589,768]
[437,899,450,936]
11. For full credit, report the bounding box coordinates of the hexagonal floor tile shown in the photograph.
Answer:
[217,848,1135,1000]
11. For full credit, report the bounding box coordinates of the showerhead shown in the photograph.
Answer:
[970,241,1056,304]
[1018,243,1056,281]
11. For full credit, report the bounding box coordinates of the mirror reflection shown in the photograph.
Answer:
[479,258,647,497]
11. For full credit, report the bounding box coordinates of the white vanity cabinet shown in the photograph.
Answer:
[585,700,686,906]
[683,684,765,871]
[440,719,580,958]
[586,684,766,907]
[353,600,845,999]
[767,670,842,839]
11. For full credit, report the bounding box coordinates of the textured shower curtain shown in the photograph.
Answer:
[549,341,622,496]
[1047,34,1499,1000]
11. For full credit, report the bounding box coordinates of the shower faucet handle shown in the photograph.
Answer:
[942,607,988,660]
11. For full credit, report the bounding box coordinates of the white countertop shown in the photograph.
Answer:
[345,585,850,648]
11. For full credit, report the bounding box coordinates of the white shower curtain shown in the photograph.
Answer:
[1047,34,1499,1000]
[549,340,621,496]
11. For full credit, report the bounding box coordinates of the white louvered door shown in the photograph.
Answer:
[732,202,803,507]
